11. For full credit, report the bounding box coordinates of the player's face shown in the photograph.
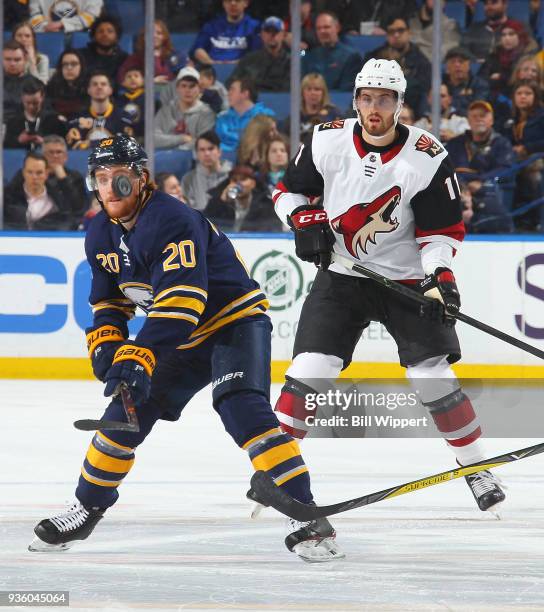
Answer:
[357,88,397,136]
[94,165,142,220]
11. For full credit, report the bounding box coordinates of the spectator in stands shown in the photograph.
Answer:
[118,20,186,85]
[512,55,544,91]
[12,21,49,84]
[204,164,282,232]
[479,21,538,96]
[260,134,289,196]
[156,0,214,32]
[4,77,66,149]
[462,0,527,62]
[156,173,184,201]
[79,196,102,230]
[408,0,460,62]
[508,80,544,229]
[447,100,515,232]
[4,41,35,120]
[116,68,146,140]
[301,11,362,92]
[215,76,275,152]
[415,83,470,142]
[364,15,431,116]
[77,15,128,85]
[399,103,415,125]
[283,1,317,50]
[6,0,30,30]
[322,0,417,36]
[200,66,229,113]
[46,50,89,119]
[281,73,342,139]
[4,152,80,230]
[30,0,103,32]
[190,0,261,66]
[238,114,278,168]
[42,135,88,210]
[227,16,290,92]
[154,66,216,150]
[181,131,232,211]
[66,71,131,149]
[442,47,490,117]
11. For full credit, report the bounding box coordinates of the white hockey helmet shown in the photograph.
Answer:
[353,59,407,127]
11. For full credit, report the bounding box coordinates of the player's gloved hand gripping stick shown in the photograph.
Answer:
[288,206,335,270]
[331,252,544,360]
[74,383,139,432]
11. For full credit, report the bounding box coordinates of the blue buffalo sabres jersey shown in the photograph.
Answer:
[85,190,268,353]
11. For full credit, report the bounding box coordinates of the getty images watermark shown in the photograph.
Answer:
[297,379,544,438]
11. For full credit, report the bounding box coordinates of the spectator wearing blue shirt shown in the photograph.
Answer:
[190,0,261,66]
[301,11,362,92]
[215,76,275,152]
[442,47,490,117]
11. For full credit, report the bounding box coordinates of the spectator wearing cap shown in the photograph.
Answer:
[154,66,216,150]
[415,83,469,142]
[443,47,490,117]
[190,0,261,66]
[77,15,128,85]
[446,100,515,232]
[204,164,283,232]
[118,20,186,85]
[4,152,80,230]
[408,0,460,63]
[364,15,431,115]
[461,0,527,62]
[3,40,35,120]
[226,16,291,92]
[181,130,232,211]
[302,11,362,92]
[4,77,66,149]
[29,0,103,32]
[215,76,275,152]
[479,21,538,96]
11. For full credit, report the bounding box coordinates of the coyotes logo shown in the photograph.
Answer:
[318,119,345,131]
[415,134,443,158]
[331,186,401,256]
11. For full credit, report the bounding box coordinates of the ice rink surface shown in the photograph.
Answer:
[1,380,544,611]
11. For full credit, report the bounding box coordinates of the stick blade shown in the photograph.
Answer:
[73,419,139,432]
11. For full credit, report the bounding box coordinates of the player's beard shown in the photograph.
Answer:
[362,113,395,137]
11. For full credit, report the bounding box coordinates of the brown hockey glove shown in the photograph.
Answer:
[419,268,460,327]
[288,205,335,270]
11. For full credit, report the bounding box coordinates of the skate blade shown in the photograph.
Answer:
[28,537,75,552]
[486,501,503,519]
[293,539,346,563]
[250,502,265,519]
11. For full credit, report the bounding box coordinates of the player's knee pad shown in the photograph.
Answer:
[216,390,279,448]
[211,318,272,406]
[287,352,344,379]
[406,355,458,404]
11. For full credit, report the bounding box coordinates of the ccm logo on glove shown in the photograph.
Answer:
[292,211,329,226]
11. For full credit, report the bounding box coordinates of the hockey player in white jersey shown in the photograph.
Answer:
[272,59,505,515]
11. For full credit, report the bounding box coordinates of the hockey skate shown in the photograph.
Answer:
[285,516,345,563]
[247,487,268,519]
[465,470,506,514]
[28,501,105,552]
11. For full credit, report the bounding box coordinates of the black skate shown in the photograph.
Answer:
[285,516,345,562]
[28,501,105,552]
[465,470,506,513]
[247,487,269,519]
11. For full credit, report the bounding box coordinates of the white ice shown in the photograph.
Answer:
[1,380,544,611]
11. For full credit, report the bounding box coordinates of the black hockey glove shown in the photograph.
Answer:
[288,205,335,270]
[104,342,156,407]
[86,325,125,382]
[419,267,460,327]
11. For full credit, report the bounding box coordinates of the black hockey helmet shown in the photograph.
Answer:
[86,135,148,191]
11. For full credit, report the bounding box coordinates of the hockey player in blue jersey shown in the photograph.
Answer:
[28,135,343,562]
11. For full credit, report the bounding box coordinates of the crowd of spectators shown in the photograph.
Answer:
[3,0,544,233]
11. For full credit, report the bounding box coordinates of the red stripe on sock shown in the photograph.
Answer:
[275,390,314,421]
[432,397,476,433]
[446,426,482,447]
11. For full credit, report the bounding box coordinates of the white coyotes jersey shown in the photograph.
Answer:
[274,119,465,280]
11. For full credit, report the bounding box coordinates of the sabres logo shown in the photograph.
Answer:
[415,134,443,158]
[331,186,401,256]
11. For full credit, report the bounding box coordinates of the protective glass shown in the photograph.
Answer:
[86,165,138,192]
[357,94,398,112]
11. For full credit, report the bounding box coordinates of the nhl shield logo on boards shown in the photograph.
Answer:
[250,250,304,311]
[414,134,444,158]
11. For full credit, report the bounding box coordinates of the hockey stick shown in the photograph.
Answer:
[73,384,140,432]
[331,252,544,361]
[251,441,544,521]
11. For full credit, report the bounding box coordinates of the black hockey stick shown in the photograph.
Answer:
[73,384,140,432]
[251,441,544,521]
[332,252,544,361]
